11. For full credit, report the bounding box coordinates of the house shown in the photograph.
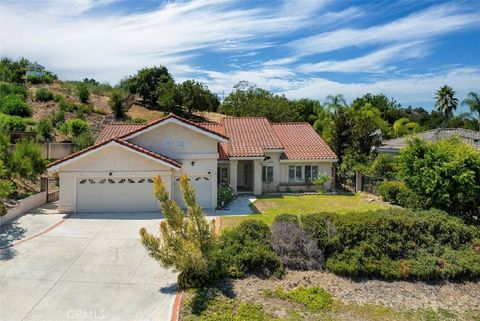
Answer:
[47,114,337,213]
[376,128,480,154]
[26,62,46,77]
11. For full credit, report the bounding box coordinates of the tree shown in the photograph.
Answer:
[109,89,126,119]
[325,94,346,116]
[129,66,173,105]
[8,139,46,181]
[435,85,458,127]
[139,175,217,288]
[392,117,420,137]
[77,83,90,103]
[220,81,297,121]
[462,91,480,130]
[177,80,219,116]
[351,93,401,124]
[398,138,480,220]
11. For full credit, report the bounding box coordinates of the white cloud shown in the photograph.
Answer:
[279,67,480,107]
[0,0,325,82]
[290,4,480,55]
[297,42,430,73]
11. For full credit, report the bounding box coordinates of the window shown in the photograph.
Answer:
[217,166,229,184]
[177,139,185,149]
[262,165,273,183]
[288,165,303,182]
[305,165,319,181]
[163,138,171,148]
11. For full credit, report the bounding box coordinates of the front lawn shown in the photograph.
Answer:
[221,193,391,230]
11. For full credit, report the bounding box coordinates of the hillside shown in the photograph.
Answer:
[26,81,224,143]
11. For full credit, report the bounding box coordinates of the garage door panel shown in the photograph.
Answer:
[173,176,212,209]
[76,177,158,212]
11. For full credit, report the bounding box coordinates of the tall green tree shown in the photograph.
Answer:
[177,80,219,116]
[139,175,217,288]
[462,91,480,130]
[220,81,296,121]
[109,89,126,119]
[325,94,346,116]
[435,85,458,127]
[129,66,173,105]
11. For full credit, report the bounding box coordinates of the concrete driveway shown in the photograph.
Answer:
[0,210,177,321]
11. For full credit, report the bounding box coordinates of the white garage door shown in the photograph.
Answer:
[173,176,212,209]
[76,177,158,212]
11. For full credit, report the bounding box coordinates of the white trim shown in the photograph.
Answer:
[229,156,264,160]
[279,159,337,163]
[123,118,228,142]
[48,141,181,172]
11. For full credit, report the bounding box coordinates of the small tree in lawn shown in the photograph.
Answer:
[139,175,217,289]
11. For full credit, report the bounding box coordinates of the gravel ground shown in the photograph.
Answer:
[225,271,480,313]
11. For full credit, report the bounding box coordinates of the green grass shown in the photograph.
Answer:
[221,193,391,230]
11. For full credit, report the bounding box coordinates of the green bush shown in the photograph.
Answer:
[299,214,331,253]
[109,89,125,119]
[217,183,234,209]
[273,213,299,224]
[126,117,147,124]
[36,119,52,142]
[219,220,284,278]
[377,180,406,204]
[0,82,27,99]
[35,88,53,102]
[72,131,94,151]
[60,118,89,137]
[53,93,64,102]
[26,74,43,84]
[369,153,398,179]
[1,94,32,117]
[322,208,480,280]
[59,99,78,112]
[399,138,480,220]
[51,110,65,127]
[77,83,90,103]
[0,113,27,131]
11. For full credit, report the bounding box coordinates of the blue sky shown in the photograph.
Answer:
[1,0,479,110]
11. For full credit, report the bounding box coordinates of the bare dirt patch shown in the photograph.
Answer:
[228,271,480,313]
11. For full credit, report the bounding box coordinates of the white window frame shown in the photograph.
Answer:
[217,166,229,184]
[305,165,319,181]
[288,165,303,182]
[262,164,274,183]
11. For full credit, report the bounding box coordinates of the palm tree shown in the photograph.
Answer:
[325,94,346,116]
[435,85,458,127]
[462,91,480,130]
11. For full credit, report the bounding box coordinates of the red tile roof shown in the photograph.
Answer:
[54,114,336,168]
[221,117,284,157]
[96,123,145,144]
[48,138,182,169]
[271,123,337,160]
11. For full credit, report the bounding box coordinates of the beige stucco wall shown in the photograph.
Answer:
[57,144,172,213]
[278,161,334,192]
[128,122,219,208]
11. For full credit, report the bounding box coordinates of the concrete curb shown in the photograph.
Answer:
[0,214,70,250]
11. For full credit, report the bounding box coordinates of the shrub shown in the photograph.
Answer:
[299,214,332,253]
[58,99,78,112]
[81,104,94,114]
[35,88,53,102]
[377,180,406,204]
[322,208,480,280]
[273,287,333,311]
[1,94,32,117]
[217,183,234,209]
[51,110,65,127]
[0,113,27,131]
[312,173,331,191]
[399,138,480,220]
[0,82,27,99]
[60,118,89,137]
[369,153,398,179]
[219,220,284,278]
[126,117,147,124]
[53,93,64,102]
[140,175,218,289]
[9,139,46,180]
[36,119,52,142]
[26,74,43,84]
[271,221,323,270]
[77,83,90,103]
[72,131,94,151]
